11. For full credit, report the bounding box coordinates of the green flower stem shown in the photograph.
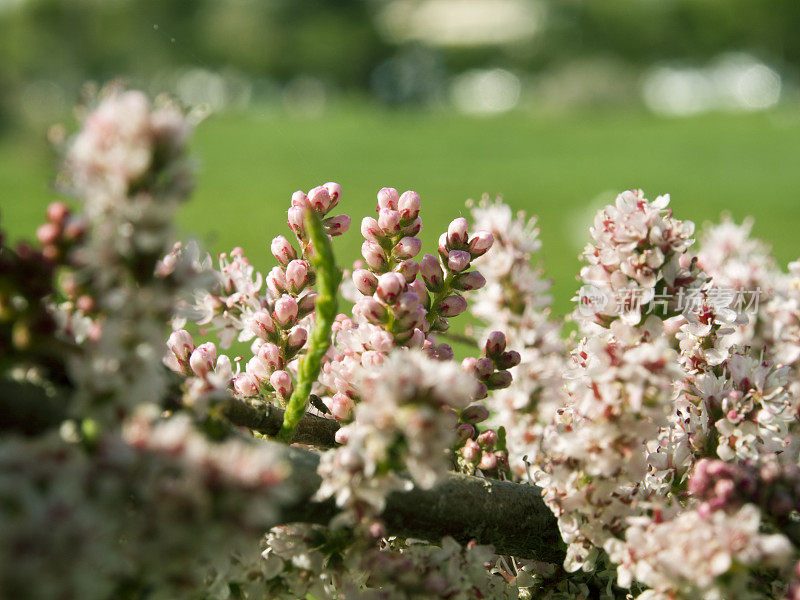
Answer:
[278,209,341,443]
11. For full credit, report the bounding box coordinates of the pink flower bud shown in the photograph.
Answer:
[403,216,423,237]
[438,293,468,317]
[377,187,399,210]
[453,270,486,291]
[395,258,420,283]
[485,331,507,357]
[353,269,379,296]
[447,217,469,248]
[409,328,426,348]
[408,279,429,305]
[361,240,388,270]
[361,350,386,368]
[461,403,490,424]
[395,291,421,317]
[368,328,394,352]
[361,216,382,243]
[46,201,70,224]
[273,295,299,326]
[36,222,60,245]
[497,350,521,369]
[376,272,405,305]
[475,357,494,379]
[358,296,388,324]
[378,208,402,235]
[394,236,422,259]
[287,206,305,236]
[297,292,317,317]
[324,214,350,236]
[285,259,309,292]
[308,186,332,212]
[189,342,217,377]
[474,381,488,399]
[324,181,342,208]
[270,235,297,265]
[329,393,354,421]
[447,250,471,273]
[468,230,494,257]
[267,266,287,297]
[291,190,309,207]
[462,356,478,374]
[462,438,481,463]
[246,356,272,381]
[250,310,277,339]
[258,343,283,370]
[477,429,498,449]
[287,326,308,351]
[487,370,513,389]
[420,254,444,291]
[479,452,498,471]
[270,370,293,398]
[457,423,476,441]
[233,373,259,396]
[398,190,421,221]
[167,329,194,361]
[435,343,454,360]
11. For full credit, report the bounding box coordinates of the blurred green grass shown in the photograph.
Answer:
[3,105,800,317]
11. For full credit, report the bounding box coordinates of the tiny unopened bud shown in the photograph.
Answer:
[376,272,405,305]
[36,222,60,245]
[447,250,471,273]
[377,187,399,210]
[497,350,521,369]
[487,370,513,389]
[270,235,297,265]
[361,241,387,270]
[323,181,342,207]
[462,438,481,464]
[246,356,272,381]
[394,236,422,260]
[474,381,488,399]
[395,258,420,283]
[453,270,486,291]
[403,216,423,237]
[447,217,469,248]
[189,342,217,377]
[287,326,308,351]
[233,373,259,396]
[438,293,468,317]
[287,206,306,236]
[250,310,276,339]
[291,190,309,208]
[285,259,309,292]
[461,403,490,424]
[46,201,70,224]
[167,329,194,361]
[353,269,379,296]
[267,266,287,297]
[398,190,421,221]
[361,216,382,243]
[258,342,283,370]
[324,214,350,236]
[479,452,498,471]
[297,291,317,317]
[358,297,388,324]
[468,230,494,257]
[378,208,402,235]
[485,331,507,357]
[475,357,494,379]
[420,254,444,291]
[270,370,293,399]
[457,423,476,441]
[308,186,332,212]
[274,295,299,326]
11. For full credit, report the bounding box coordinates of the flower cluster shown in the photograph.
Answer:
[316,350,476,527]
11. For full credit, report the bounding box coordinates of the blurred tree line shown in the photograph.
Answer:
[1,0,799,130]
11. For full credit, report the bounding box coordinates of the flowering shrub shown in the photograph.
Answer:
[2,87,800,600]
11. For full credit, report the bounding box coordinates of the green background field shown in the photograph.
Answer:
[3,105,799,316]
